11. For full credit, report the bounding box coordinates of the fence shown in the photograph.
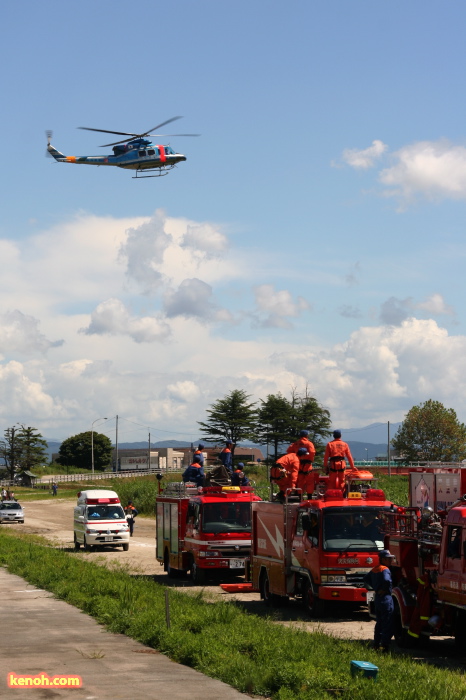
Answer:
[1,467,183,490]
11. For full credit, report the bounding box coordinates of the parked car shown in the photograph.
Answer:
[0,501,24,523]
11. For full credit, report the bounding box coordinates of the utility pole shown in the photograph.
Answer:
[388,420,391,477]
[148,431,151,470]
[115,415,119,472]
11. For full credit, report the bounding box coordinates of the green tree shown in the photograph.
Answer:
[255,389,332,461]
[0,426,23,480]
[290,388,332,458]
[256,393,295,462]
[57,431,112,471]
[391,399,466,463]
[16,426,48,471]
[198,389,257,456]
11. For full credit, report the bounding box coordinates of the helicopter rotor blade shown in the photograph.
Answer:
[147,133,201,138]
[141,116,183,136]
[78,126,139,137]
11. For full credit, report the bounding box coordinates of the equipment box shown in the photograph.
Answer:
[350,660,378,681]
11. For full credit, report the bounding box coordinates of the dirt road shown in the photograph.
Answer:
[2,498,461,664]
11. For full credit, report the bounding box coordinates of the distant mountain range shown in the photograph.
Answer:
[44,422,401,463]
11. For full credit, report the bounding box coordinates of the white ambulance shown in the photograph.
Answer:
[73,489,130,551]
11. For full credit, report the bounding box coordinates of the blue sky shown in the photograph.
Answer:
[1,1,466,443]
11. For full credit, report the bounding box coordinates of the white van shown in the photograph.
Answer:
[74,489,130,551]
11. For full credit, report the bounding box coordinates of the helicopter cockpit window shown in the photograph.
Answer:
[148,149,155,156]
[138,150,146,157]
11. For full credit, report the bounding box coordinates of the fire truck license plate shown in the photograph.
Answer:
[230,559,245,569]
[104,536,113,541]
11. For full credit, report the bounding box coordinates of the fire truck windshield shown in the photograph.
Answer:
[322,507,389,552]
[86,505,125,520]
[202,502,251,534]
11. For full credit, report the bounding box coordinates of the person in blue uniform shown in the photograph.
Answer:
[231,463,250,486]
[194,443,205,467]
[219,441,233,474]
[182,455,205,487]
[364,549,396,652]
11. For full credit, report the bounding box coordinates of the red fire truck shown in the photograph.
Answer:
[380,464,466,646]
[156,482,262,584]
[250,473,394,616]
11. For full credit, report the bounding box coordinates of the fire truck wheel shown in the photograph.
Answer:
[393,600,414,648]
[302,579,325,618]
[164,550,179,578]
[259,570,273,606]
[190,557,206,585]
[73,534,81,550]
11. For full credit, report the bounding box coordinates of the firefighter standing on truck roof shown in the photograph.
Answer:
[271,452,300,502]
[364,549,396,652]
[194,443,205,466]
[219,441,233,474]
[182,455,205,487]
[296,448,316,500]
[287,430,316,460]
[324,430,355,490]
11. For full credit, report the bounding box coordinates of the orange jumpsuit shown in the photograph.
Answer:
[271,453,300,495]
[296,456,316,498]
[324,438,355,490]
[287,437,316,460]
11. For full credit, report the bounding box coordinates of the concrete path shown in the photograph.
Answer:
[0,568,250,699]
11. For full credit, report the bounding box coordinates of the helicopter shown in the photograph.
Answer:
[46,117,199,179]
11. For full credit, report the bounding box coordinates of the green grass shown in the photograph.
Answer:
[0,528,465,699]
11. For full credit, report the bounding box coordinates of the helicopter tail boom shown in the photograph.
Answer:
[47,141,68,162]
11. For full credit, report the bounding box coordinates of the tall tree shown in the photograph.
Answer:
[57,431,112,471]
[392,399,466,463]
[0,426,22,479]
[255,388,332,461]
[198,389,257,455]
[16,426,48,471]
[256,393,294,462]
[290,388,332,457]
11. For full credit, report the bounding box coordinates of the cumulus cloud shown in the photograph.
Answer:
[119,211,172,295]
[164,278,232,323]
[180,223,228,256]
[81,298,171,343]
[380,294,454,326]
[0,310,63,355]
[379,140,466,203]
[342,140,388,169]
[251,285,311,329]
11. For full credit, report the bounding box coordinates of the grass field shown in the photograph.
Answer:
[0,527,465,700]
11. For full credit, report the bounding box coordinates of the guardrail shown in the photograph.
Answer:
[1,467,183,490]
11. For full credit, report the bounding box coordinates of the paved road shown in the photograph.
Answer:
[1,568,251,699]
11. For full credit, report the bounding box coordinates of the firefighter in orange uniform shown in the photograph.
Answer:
[296,447,316,499]
[271,452,300,502]
[287,430,316,461]
[324,430,355,490]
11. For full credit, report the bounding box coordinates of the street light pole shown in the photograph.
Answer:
[91,417,108,476]
[365,448,368,462]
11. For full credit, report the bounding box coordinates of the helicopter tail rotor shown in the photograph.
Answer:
[45,130,54,157]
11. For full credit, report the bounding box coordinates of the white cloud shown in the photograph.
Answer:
[81,298,171,343]
[342,140,388,169]
[379,294,454,326]
[164,278,232,323]
[379,140,466,203]
[181,223,228,256]
[252,285,311,328]
[0,310,63,355]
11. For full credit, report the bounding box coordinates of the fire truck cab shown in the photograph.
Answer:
[156,482,261,584]
[251,476,393,616]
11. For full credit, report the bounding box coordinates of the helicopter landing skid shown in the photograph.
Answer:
[132,164,175,179]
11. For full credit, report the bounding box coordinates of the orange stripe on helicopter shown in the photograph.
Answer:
[66,156,76,163]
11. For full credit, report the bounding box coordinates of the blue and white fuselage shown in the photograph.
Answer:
[47,137,186,176]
